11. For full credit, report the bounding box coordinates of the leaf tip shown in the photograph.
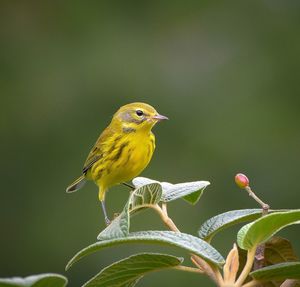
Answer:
[65,262,71,271]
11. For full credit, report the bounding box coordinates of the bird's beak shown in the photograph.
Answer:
[152,114,169,121]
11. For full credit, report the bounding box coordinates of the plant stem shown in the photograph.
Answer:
[212,264,225,286]
[152,204,180,232]
[244,186,269,211]
[151,204,224,286]
[174,265,204,274]
[243,186,270,273]
[244,186,269,271]
[253,244,265,271]
[191,255,224,286]
[241,280,261,287]
[162,202,168,216]
[234,247,257,287]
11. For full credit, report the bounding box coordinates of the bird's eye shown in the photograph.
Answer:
[136,110,144,117]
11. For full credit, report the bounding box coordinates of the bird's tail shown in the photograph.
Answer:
[66,174,87,193]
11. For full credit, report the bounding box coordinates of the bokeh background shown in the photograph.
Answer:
[1,1,300,286]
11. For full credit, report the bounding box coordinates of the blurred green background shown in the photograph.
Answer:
[1,1,300,286]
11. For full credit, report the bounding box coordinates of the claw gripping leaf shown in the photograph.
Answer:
[98,183,162,240]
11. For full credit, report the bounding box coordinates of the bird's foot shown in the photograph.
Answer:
[104,216,111,226]
[122,182,135,190]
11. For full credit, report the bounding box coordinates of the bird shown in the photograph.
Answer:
[66,102,168,225]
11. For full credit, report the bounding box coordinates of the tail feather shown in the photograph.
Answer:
[66,175,86,193]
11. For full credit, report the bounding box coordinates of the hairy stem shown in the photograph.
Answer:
[243,186,269,272]
[162,202,168,217]
[245,186,269,211]
[151,204,180,232]
[151,204,224,286]
[173,265,204,274]
[212,263,225,286]
[191,255,224,286]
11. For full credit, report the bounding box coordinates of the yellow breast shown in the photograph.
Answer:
[92,131,155,191]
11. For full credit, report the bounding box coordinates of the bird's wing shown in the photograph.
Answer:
[82,126,115,174]
[82,154,102,174]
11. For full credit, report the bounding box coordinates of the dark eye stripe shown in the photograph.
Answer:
[121,111,147,124]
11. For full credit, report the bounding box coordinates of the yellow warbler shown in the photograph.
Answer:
[66,102,168,224]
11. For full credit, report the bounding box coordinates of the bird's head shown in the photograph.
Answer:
[113,102,168,133]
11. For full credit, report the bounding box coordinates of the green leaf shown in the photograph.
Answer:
[132,177,210,204]
[160,181,209,203]
[0,274,67,287]
[250,262,300,281]
[237,210,300,250]
[66,230,225,270]
[182,190,204,205]
[82,253,183,287]
[98,183,162,240]
[198,209,265,242]
[128,182,162,211]
[98,209,130,240]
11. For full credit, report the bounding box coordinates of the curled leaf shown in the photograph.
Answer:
[237,210,300,250]
[223,244,239,284]
[98,183,162,240]
[133,177,210,205]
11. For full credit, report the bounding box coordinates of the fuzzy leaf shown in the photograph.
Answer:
[198,209,265,242]
[257,237,300,287]
[250,262,300,281]
[237,210,300,250]
[162,181,209,204]
[128,182,162,211]
[265,236,298,265]
[0,274,67,287]
[98,210,130,240]
[66,231,225,270]
[82,253,183,287]
[132,177,210,204]
[98,183,162,240]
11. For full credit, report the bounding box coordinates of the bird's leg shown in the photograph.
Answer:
[101,200,111,226]
[122,182,135,190]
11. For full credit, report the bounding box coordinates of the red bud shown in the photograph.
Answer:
[235,173,249,188]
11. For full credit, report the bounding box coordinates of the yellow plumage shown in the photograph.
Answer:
[66,102,168,224]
